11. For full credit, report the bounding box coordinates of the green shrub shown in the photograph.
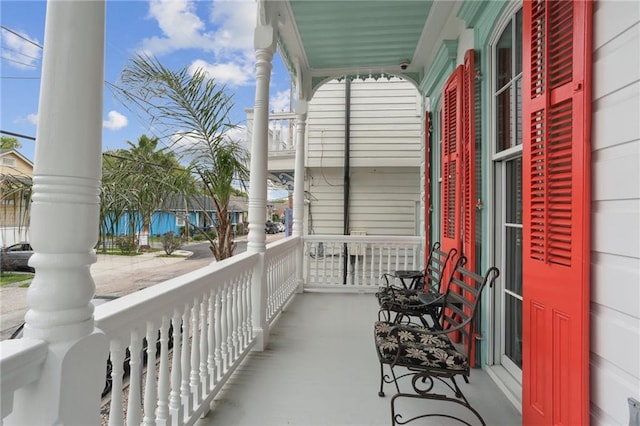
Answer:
[162,231,181,255]
[115,235,138,255]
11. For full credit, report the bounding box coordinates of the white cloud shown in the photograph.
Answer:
[270,90,291,113]
[188,59,252,87]
[139,0,215,56]
[103,111,128,130]
[138,0,257,86]
[225,125,247,145]
[27,114,38,125]
[139,0,256,56]
[208,0,256,53]
[1,28,41,70]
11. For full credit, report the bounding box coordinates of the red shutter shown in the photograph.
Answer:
[462,49,477,365]
[522,1,592,424]
[462,50,476,273]
[425,111,432,266]
[441,65,463,261]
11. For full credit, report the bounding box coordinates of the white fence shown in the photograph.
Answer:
[0,227,29,247]
[304,235,423,291]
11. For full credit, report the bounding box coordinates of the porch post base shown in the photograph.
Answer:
[6,330,108,426]
[252,328,267,352]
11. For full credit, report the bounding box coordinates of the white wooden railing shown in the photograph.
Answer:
[304,235,423,291]
[264,237,299,323]
[268,112,296,156]
[0,235,421,423]
[95,250,259,425]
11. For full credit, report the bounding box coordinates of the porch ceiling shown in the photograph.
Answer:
[269,0,460,97]
[290,1,431,70]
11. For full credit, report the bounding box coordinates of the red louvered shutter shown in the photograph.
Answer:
[462,50,476,273]
[462,49,477,365]
[441,65,463,264]
[522,1,592,424]
[424,111,432,266]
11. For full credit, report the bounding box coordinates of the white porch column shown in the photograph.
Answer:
[7,1,108,424]
[247,22,276,351]
[292,101,308,293]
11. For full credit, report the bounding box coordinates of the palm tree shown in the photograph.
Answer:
[117,55,249,260]
[99,136,190,252]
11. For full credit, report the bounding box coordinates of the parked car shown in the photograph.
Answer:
[11,295,173,398]
[265,221,279,234]
[1,242,34,272]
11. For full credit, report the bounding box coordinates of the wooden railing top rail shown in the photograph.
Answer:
[0,338,48,419]
[304,235,423,244]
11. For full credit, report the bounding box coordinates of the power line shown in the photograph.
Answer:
[0,26,43,49]
[1,56,37,68]
[1,76,40,80]
[0,130,36,141]
[1,44,41,61]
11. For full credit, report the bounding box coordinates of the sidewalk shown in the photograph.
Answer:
[91,248,193,279]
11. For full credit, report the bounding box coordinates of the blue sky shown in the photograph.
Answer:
[1,0,293,169]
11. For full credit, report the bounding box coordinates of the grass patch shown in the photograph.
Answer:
[0,273,34,286]
[96,249,143,256]
[157,253,189,258]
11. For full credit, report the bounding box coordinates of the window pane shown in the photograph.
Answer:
[515,10,523,76]
[496,21,513,89]
[496,88,512,151]
[505,296,523,368]
[506,157,522,224]
[515,78,523,146]
[505,227,523,295]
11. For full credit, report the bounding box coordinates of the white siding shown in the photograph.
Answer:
[591,2,640,425]
[306,78,422,169]
[305,166,420,237]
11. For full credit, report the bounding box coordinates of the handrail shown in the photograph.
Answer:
[0,338,48,419]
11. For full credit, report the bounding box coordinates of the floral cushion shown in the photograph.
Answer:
[376,287,441,313]
[374,321,468,371]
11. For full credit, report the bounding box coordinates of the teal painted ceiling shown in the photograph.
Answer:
[289,1,433,70]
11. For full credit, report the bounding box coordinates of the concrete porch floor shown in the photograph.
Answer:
[197,293,522,425]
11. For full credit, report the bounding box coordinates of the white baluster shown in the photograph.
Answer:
[169,309,183,425]
[370,245,376,286]
[219,286,228,372]
[189,298,201,407]
[142,322,157,426]
[232,284,239,360]
[127,330,143,426]
[156,316,171,425]
[199,295,209,394]
[354,246,360,286]
[207,290,216,387]
[239,277,247,349]
[108,339,125,426]
[245,273,253,343]
[226,284,234,362]
[214,289,223,381]
[180,305,191,417]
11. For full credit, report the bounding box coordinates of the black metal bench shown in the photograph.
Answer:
[376,242,458,327]
[374,257,500,425]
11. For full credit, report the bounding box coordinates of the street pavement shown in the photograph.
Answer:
[0,233,284,340]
